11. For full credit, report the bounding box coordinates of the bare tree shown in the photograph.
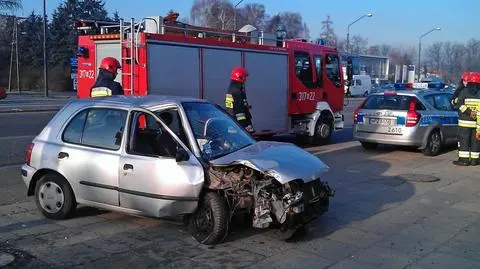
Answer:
[350,35,368,54]
[236,3,267,29]
[264,12,304,39]
[425,42,443,73]
[319,15,337,46]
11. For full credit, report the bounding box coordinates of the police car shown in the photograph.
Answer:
[353,83,458,156]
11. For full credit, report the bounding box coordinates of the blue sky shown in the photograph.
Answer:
[17,0,480,48]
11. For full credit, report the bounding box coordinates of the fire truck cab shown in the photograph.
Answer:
[74,14,345,144]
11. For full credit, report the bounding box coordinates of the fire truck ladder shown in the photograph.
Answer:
[119,18,136,95]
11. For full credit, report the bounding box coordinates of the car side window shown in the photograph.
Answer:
[62,108,127,150]
[82,109,127,150]
[424,95,435,108]
[326,54,341,87]
[294,51,315,88]
[62,109,88,144]
[355,79,362,86]
[154,108,190,149]
[127,111,179,158]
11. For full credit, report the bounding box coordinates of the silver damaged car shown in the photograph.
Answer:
[21,96,334,245]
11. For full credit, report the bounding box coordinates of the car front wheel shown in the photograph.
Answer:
[35,173,76,220]
[188,192,228,245]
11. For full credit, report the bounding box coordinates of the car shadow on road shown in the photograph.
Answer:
[224,144,417,244]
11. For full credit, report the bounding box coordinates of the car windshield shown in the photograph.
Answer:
[182,102,256,160]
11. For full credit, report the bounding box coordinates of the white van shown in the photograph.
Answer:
[348,75,372,97]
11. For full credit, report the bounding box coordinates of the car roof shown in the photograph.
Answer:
[67,95,208,110]
[369,89,451,97]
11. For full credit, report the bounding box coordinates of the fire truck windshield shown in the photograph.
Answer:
[182,102,255,160]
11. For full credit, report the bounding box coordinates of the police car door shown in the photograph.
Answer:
[434,93,458,143]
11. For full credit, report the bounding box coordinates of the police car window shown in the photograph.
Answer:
[294,51,314,88]
[362,95,425,110]
[81,108,127,150]
[433,94,453,111]
[62,109,88,144]
[424,95,435,107]
[326,54,341,86]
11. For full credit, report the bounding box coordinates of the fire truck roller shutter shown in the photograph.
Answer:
[147,43,200,97]
[96,42,122,84]
[203,49,242,105]
[244,52,289,133]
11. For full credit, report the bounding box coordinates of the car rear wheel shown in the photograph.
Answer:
[35,173,76,220]
[188,192,228,245]
[422,130,442,156]
[360,141,378,150]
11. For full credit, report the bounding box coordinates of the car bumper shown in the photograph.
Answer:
[353,126,423,146]
[21,164,36,189]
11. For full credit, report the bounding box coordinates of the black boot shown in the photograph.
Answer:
[453,158,470,166]
[470,159,479,166]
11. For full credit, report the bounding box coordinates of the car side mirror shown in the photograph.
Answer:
[176,147,189,162]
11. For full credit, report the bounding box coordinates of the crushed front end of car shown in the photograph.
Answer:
[205,141,335,239]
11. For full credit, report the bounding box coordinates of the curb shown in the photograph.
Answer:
[0,107,61,114]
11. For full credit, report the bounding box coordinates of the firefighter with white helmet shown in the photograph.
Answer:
[90,57,123,97]
[225,66,254,133]
[454,72,480,166]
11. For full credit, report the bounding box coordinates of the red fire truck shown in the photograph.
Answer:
[73,13,345,144]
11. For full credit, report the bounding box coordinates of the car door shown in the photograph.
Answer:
[118,109,204,218]
[58,107,127,206]
[433,93,458,143]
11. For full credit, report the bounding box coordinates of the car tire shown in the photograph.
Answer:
[35,173,76,220]
[309,117,333,146]
[188,192,229,245]
[360,141,378,150]
[422,130,442,156]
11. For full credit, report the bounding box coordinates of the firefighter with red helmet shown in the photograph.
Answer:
[225,67,254,133]
[90,57,123,97]
[454,72,480,166]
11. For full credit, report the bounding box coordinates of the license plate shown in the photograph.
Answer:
[369,118,394,126]
[386,127,402,134]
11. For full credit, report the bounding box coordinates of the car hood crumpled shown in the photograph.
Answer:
[210,141,329,184]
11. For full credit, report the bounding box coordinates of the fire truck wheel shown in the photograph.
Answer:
[310,117,333,145]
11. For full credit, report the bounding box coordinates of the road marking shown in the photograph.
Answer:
[0,135,35,140]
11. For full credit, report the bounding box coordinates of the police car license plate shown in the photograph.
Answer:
[369,118,394,126]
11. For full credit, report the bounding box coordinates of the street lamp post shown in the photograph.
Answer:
[233,0,244,31]
[418,27,441,81]
[43,0,49,97]
[346,13,372,54]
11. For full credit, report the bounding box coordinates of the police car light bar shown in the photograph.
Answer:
[412,82,429,89]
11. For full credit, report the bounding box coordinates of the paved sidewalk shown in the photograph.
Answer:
[0,143,479,268]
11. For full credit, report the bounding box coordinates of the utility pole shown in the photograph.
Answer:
[43,0,49,97]
[418,27,441,81]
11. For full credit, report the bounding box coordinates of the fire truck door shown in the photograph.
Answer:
[323,54,344,112]
[96,41,122,84]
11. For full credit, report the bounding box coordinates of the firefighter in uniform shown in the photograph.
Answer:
[451,74,469,108]
[90,57,123,97]
[225,67,254,133]
[454,72,480,166]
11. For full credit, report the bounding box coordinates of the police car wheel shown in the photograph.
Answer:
[422,130,442,156]
[35,173,76,220]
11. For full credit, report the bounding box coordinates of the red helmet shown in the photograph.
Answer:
[231,67,248,83]
[100,57,121,74]
[469,72,480,83]
[462,72,471,82]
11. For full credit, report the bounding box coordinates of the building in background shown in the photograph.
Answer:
[340,53,389,83]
